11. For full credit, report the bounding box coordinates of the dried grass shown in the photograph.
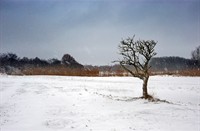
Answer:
[22,66,99,76]
[21,66,200,77]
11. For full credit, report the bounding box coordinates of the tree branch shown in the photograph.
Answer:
[115,35,157,79]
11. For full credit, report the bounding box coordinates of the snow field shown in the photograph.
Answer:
[0,75,200,131]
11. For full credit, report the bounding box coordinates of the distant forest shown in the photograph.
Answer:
[0,53,200,76]
[0,53,86,75]
[150,57,199,71]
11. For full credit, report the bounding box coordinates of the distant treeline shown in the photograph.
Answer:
[86,57,200,72]
[0,53,200,76]
[0,53,86,75]
[0,53,83,68]
[86,57,200,76]
[150,57,199,71]
[0,53,52,68]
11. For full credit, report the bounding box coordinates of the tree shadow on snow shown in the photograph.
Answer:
[93,92,172,104]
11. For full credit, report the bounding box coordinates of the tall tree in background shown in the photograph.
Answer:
[191,45,200,61]
[116,36,157,99]
[61,54,84,68]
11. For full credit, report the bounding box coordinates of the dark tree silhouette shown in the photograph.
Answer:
[116,36,157,99]
[191,45,200,61]
[0,53,20,67]
[62,54,84,68]
[48,58,61,66]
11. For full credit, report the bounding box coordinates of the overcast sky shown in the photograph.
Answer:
[0,0,199,65]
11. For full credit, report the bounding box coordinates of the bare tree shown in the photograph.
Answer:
[191,45,200,61]
[116,36,157,99]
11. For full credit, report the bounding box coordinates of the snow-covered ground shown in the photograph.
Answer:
[0,75,199,131]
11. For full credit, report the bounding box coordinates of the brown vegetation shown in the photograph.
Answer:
[150,69,200,76]
[99,69,200,77]
[21,66,99,76]
[16,65,200,77]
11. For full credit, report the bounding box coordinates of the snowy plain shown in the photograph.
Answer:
[0,75,199,131]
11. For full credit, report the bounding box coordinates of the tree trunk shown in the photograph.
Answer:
[142,76,149,99]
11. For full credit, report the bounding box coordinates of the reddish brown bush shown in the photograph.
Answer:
[21,66,200,77]
[21,66,99,76]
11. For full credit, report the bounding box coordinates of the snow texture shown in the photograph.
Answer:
[0,75,200,131]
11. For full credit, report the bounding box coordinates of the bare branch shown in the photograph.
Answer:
[115,35,157,79]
